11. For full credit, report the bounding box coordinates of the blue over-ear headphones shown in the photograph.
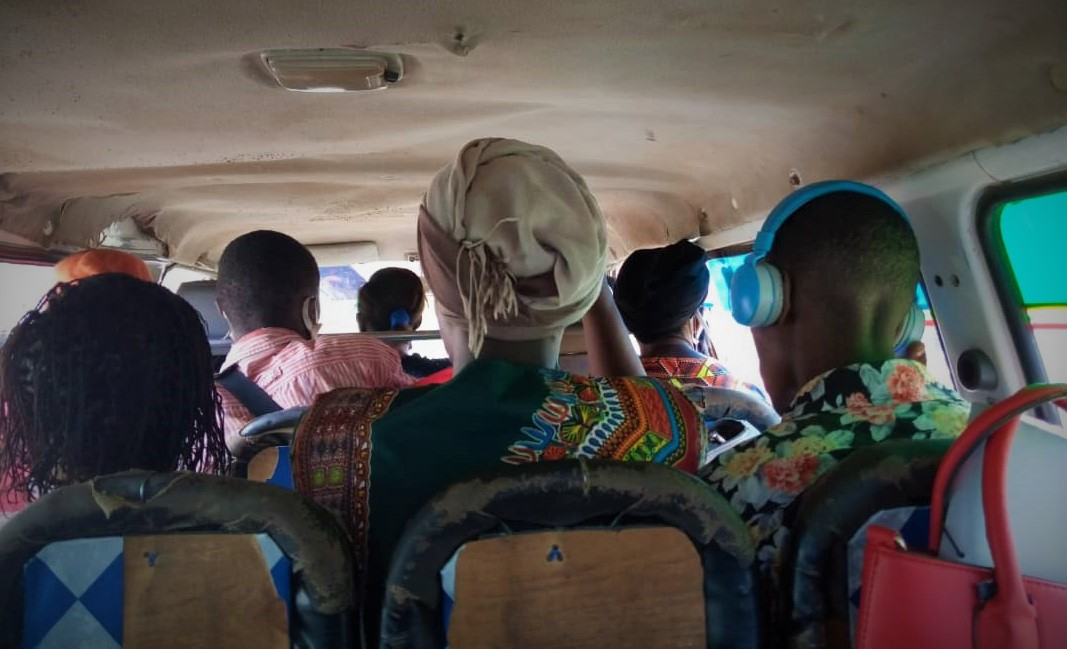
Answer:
[729,180,925,352]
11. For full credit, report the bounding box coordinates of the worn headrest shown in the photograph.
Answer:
[381,460,760,648]
[778,439,950,648]
[177,280,229,340]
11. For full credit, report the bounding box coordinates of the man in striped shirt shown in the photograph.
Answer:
[215,230,413,442]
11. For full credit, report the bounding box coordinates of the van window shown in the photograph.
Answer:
[0,263,59,341]
[318,264,364,333]
[704,255,766,392]
[705,255,955,390]
[990,187,1067,384]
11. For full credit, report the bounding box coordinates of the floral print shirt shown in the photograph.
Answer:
[703,359,970,574]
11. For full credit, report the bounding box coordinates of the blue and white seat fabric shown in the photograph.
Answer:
[22,534,291,649]
[440,545,466,640]
[267,446,294,489]
[846,506,930,642]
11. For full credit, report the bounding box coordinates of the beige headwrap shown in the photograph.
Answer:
[419,138,608,356]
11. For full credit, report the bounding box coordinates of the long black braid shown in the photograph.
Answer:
[0,273,230,508]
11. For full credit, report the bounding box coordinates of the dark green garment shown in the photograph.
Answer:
[293,357,707,634]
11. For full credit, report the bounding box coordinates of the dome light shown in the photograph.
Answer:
[259,49,402,93]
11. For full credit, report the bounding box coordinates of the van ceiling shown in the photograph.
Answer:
[1,0,1066,266]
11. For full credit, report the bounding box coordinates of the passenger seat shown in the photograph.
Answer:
[380,460,761,649]
[775,439,950,648]
[939,413,1067,583]
[0,471,354,649]
[231,408,307,488]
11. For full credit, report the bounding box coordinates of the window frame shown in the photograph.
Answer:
[977,171,1067,422]
[706,242,753,260]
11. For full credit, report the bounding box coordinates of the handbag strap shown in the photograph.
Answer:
[926,382,1067,644]
[928,384,1067,553]
[925,384,1067,648]
[981,416,1029,614]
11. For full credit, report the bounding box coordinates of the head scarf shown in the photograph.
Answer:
[55,249,152,283]
[418,138,608,355]
[613,239,710,342]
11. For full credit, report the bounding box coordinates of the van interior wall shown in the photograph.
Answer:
[695,127,1067,406]
[889,127,1066,405]
[1,0,1067,265]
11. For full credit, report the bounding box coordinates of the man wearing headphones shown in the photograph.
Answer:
[703,181,969,573]
[215,230,413,441]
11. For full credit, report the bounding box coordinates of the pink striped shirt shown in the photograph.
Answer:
[218,328,414,442]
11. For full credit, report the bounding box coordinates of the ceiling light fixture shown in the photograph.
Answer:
[259,48,403,93]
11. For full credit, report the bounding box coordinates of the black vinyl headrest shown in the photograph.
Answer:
[176,280,229,341]
[777,439,950,649]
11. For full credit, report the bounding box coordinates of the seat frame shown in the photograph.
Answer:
[776,439,951,649]
[0,470,354,649]
[380,459,762,649]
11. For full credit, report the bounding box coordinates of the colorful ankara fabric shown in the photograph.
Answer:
[642,356,769,401]
[292,358,707,631]
[217,328,413,441]
[702,359,969,575]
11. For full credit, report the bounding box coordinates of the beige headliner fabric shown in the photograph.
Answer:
[1,0,1066,265]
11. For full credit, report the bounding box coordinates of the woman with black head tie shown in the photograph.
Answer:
[613,239,768,402]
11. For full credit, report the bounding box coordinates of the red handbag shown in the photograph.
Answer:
[855,384,1067,649]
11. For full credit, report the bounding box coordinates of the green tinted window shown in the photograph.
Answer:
[998,190,1067,306]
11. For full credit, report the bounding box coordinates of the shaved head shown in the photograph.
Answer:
[755,191,921,410]
[769,192,919,324]
[216,230,320,339]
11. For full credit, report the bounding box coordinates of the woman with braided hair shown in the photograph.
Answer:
[356,266,452,379]
[0,273,230,514]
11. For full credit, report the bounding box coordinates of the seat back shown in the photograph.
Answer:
[247,446,295,486]
[380,460,760,649]
[939,416,1067,582]
[0,471,353,649]
[778,440,951,649]
[230,407,306,487]
[176,280,230,363]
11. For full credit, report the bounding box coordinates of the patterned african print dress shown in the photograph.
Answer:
[642,356,769,403]
[292,358,708,630]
